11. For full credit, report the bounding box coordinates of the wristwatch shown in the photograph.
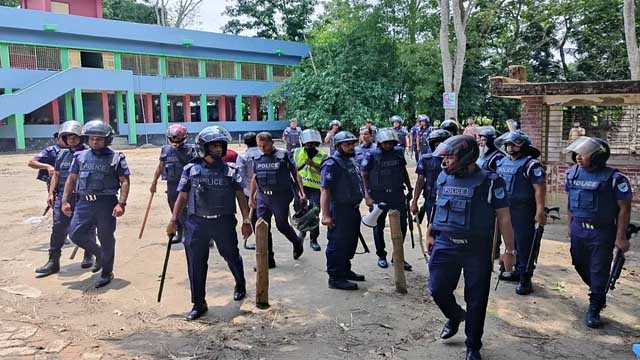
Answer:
[118,202,127,207]
[504,249,517,256]
[243,218,251,225]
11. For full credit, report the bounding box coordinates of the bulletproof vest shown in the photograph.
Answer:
[254,149,292,192]
[354,143,375,170]
[419,127,433,154]
[286,128,302,148]
[327,155,363,206]
[75,150,121,196]
[431,169,495,239]
[186,162,237,217]
[161,144,193,183]
[36,145,61,182]
[393,128,407,147]
[567,166,618,224]
[419,154,442,200]
[496,156,535,205]
[368,149,405,193]
[55,145,87,193]
[476,149,503,172]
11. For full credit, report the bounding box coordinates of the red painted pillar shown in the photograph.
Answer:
[51,99,60,124]
[101,92,110,124]
[277,102,286,120]
[218,95,227,122]
[170,98,176,122]
[250,96,259,121]
[183,95,192,122]
[144,93,153,123]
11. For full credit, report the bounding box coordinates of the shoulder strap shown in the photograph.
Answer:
[56,148,70,163]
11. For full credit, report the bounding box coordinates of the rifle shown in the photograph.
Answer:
[406,195,415,249]
[606,223,639,293]
[157,234,173,303]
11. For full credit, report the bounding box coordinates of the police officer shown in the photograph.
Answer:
[495,131,546,295]
[166,126,252,321]
[236,132,264,247]
[416,115,435,156]
[62,120,130,288]
[359,119,377,140]
[293,129,328,251]
[354,128,376,170]
[427,135,517,360]
[249,132,305,267]
[440,119,460,136]
[362,128,413,270]
[320,131,366,290]
[35,121,97,277]
[410,129,451,223]
[282,118,302,155]
[565,137,633,328]
[324,120,343,155]
[28,131,65,191]
[476,126,504,172]
[390,115,409,150]
[150,124,196,244]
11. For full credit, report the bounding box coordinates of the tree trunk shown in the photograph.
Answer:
[439,0,455,119]
[623,0,640,80]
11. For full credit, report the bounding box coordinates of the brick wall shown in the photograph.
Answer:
[520,96,544,149]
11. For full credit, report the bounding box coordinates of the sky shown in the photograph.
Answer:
[193,0,237,34]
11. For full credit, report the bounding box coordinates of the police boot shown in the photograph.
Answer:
[328,277,358,291]
[440,311,465,339]
[94,272,114,288]
[233,284,246,301]
[293,238,304,260]
[310,238,321,252]
[585,305,603,329]
[35,254,60,278]
[81,252,94,269]
[515,275,533,295]
[465,349,482,360]
[186,301,208,321]
[91,252,103,273]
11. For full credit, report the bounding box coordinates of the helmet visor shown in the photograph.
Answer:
[565,136,604,157]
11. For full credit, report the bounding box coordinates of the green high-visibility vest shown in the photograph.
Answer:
[293,147,328,189]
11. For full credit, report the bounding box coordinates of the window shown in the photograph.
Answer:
[120,54,159,76]
[50,1,70,14]
[166,57,199,77]
[205,60,235,79]
[272,65,291,81]
[8,44,61,71]
[240,63,268,81]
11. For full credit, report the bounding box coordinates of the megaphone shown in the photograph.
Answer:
[362,203,388,228]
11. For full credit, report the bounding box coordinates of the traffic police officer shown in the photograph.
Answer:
[62,120,130,288]
[427,135,516,360]
[166,126,252,321]
[565,136,633,328]
[390,115,409,150]
[440,119,460,136]
[249,132,305,267]
[28,131,65,191]
[320,131,366,290]
[410,129,452,223]
[362,128,413,270]
[36,121,97,277]
[495,131,546,295]
[150,124,196,244]
[293,129,328,251]
[476,126,504,172]
[354,128,376,170]
[282,118,302,155]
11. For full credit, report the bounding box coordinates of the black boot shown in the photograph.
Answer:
[91,252,103,273]
[293,238,304,260]
[466,349,482,360]
[81,252,94,269]
[328,277,358,290]
[515,275,533,295]
[94,272,114,288]
[310,239,321,252]
[440,311,466,339]
[234,284,246,301]
[35,255,60,278]
[186,301,208,321]
[345,270,365,282]
[585,305,603,329]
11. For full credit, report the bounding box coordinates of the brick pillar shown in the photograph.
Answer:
[520,96,544,149]
[101,92,110,124]
[51,99,60,124]
[218,95,227,121]
[183,95,191,122]
[250,96,259,121]
[144,94,153,123]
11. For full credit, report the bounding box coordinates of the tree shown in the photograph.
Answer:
[103,0,157,24]
[0,0,18,6]
[439,0,475,120]
[623,0,639,79]
[223,0,316,41]
[151,0,203,28]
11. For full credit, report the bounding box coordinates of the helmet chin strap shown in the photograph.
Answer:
[338,148,354,157]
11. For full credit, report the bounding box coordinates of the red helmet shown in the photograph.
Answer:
[167,124,188,144]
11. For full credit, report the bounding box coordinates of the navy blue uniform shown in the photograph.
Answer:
[362,147,407,258]
[178,159,245,306]
[253,148,301,261]
[392,127,409,149]
[283,127,302,154]
[415,153,443,222]
[160,144,195,236]
[418,126,434,156]
[49,146,97,257]
[496,156,545,276]
[565,166,632,310]
[34,144,62,186]
[476,149,504,173]
[68,148,130,278]
[321,153,363,278]
[429,169,509,352]
[354,142,376,171]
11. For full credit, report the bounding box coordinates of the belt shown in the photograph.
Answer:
[450,238,468,245]
[260,189,289,196]
[81,194,114,201]
[195,214,223,219]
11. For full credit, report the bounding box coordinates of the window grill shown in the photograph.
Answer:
[8,44,61,71]
[241,63,267,81]
[204,60,235,79]
[272,65,291,81]
[166,57,199,77]
[120,54,159,75]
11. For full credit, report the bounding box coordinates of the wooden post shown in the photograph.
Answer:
[389,210,407,294]
[255,218,270,309]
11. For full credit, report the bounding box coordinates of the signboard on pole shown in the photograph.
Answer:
[443,92,456,110]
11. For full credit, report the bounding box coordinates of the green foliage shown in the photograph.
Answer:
[103,0,157,25]
[0,0,19,7]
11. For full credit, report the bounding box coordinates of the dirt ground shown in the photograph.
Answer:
[0,145,638,360]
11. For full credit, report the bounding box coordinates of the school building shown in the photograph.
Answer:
[0,1,309,150]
